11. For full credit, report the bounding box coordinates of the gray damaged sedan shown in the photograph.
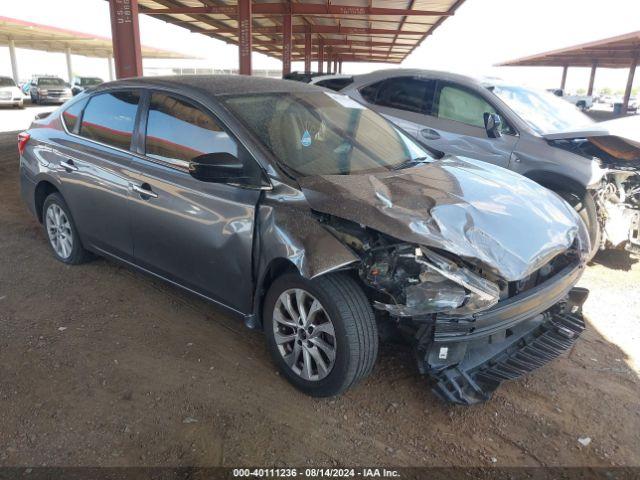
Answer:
[19,76,589,404]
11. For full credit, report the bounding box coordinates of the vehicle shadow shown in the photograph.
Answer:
[591,249,638,271]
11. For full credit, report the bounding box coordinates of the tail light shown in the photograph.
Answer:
[18,132,30,156]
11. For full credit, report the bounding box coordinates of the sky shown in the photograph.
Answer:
[0,0,639,94]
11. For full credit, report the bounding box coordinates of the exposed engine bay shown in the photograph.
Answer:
[550,135,640,254]
[318,213,587,404]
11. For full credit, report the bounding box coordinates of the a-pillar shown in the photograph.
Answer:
[108,0,143,78]
[238,0,252,75]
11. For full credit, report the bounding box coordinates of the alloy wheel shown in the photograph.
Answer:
[45,203,74,259]
[273,288,337,381]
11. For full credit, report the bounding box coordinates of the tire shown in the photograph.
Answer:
[263,272,378,397]
[42,192,90,265]
[558,189,601,262]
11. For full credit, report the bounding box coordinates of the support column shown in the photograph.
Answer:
[8,38,19,84]
[338,60,343,74]
[326,50,332,74]
[333,58,338,74]
[108,0,143,79]
[65,47,73,83]
[622,56,638,115]
[282,12,292,77]
[238,0,252,75]
[560,65,568,91]
[304,28,312,74]
[318,38,324,74]
[107,54,115,81]
[587,61,597,96]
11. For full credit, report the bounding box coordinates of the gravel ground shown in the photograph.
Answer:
[0,129,639,467]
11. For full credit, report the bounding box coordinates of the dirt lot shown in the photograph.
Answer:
[0,129,639,468]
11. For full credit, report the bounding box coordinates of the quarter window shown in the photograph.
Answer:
[145,93,237,164]
[62,98,87,133]
[79,91,140,150]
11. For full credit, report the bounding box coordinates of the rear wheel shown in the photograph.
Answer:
[42,193,90,265]
[263,272,378,397]
[558,189,601,262]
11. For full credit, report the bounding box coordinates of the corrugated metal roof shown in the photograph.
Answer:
[138,0,466,64]
[0,15,196,59]
[498,31,640,69]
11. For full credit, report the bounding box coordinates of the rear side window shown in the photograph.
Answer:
[315,77,354,91]
[145,93,237,164]
[376,77,435,114]
[62,98,87,133]
[80,91,141,150]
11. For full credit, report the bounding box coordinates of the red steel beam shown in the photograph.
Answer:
[304,27,312,74]
[252,39,414,48]
[141,5,450,16]
[318,38,324,74]
[238,0,252,75]
[192,25,425,35]
[282,11,292,75]
[108,0,143,78]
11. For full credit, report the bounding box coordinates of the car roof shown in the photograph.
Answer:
[95,74,321,96]
[350,68,485,87]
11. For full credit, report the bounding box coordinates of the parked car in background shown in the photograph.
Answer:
[19,75,590,405]
[30,76,72,105]
[0,76,24,108]
[71,76,104,96]
[341,69,640,259]
[549,88,593,110]
[308,74,354,92]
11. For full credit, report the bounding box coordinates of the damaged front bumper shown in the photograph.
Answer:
[414,260,588,405]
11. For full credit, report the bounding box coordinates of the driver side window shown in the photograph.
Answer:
[435,84,514,134]
[145,93,238,165]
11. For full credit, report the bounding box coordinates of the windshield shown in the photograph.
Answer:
[0,77,16,87]
[491,85,593,134]
[222,92,431,176]
[38,77,67,87]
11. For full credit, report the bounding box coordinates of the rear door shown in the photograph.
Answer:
[127,91,261,314]
[52,90,140,259]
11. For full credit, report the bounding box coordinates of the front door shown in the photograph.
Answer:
[127,91,261,314]
[419,82,519,168]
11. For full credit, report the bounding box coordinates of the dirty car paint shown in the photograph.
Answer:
[299,156,590,282]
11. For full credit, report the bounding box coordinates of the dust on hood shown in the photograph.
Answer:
[300,157,589,282]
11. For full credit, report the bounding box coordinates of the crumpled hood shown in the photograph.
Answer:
[299,156,589,281]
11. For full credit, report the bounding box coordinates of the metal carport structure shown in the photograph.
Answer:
[498,31,640,115]
[0,15,195,84]
[107,0,466,79]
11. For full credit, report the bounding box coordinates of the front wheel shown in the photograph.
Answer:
[557,189,601,262]
[263,272,378,397]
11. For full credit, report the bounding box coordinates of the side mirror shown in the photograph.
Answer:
[189,152,253,184]
[483,112,503,139]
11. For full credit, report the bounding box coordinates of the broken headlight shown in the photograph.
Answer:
[372,247,500,318]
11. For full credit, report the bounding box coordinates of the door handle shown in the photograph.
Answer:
[420,128,441,140]
[132,183,158,199]
[60,159,78,172]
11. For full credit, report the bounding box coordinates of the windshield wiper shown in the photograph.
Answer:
[391,157,430,171]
